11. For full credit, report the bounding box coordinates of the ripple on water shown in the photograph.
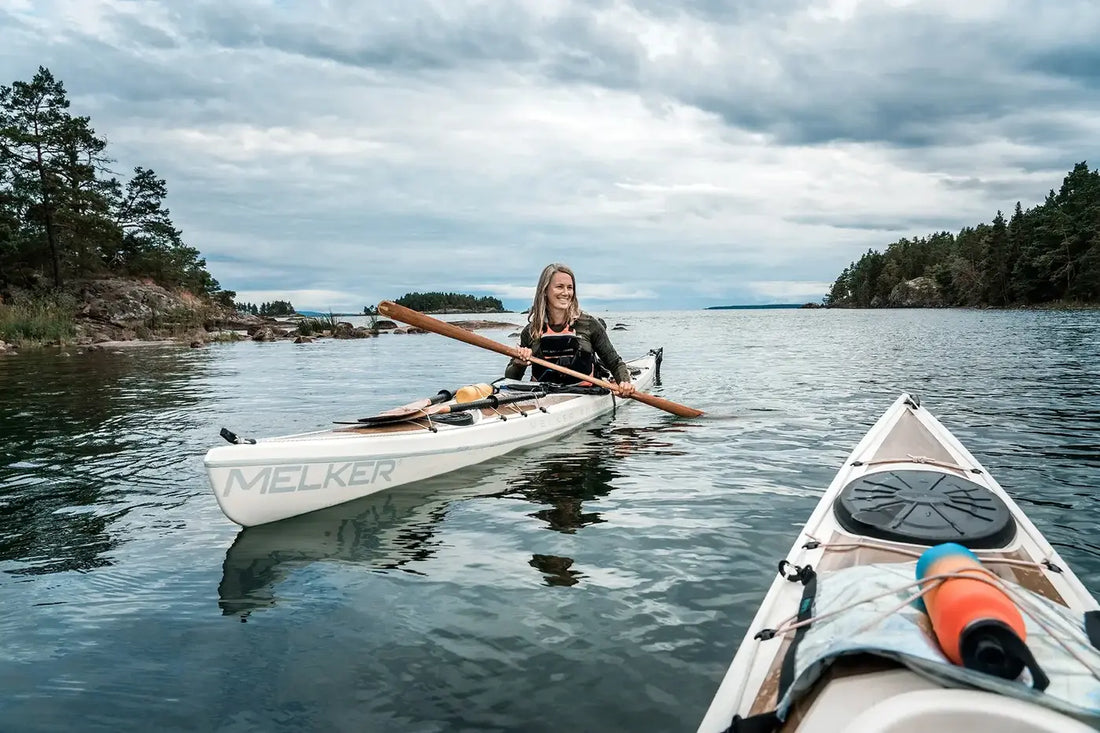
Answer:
[1,309,1099,731]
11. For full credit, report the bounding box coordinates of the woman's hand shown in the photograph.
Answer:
[513,347,532,366]
[615,381,635,398]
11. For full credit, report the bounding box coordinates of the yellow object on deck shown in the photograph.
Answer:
[455,383,493,403]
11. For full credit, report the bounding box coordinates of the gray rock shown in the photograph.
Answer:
[888,277,944,308]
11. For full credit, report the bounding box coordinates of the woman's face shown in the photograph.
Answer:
[546,271,575,312]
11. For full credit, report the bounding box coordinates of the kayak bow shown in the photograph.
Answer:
[699,393,1100,733]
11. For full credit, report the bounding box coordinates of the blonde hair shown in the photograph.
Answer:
[527,263,581,339]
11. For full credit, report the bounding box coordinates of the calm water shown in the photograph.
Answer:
[2,309,1099,732]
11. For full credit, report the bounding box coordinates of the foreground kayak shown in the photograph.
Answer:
[205,349,662,527]
[699,393,1100,733]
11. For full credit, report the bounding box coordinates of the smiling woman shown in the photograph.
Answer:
[507,263,636,398]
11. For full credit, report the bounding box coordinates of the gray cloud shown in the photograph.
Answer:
[2,1,1098,309]
[26,1,1100,150]
[184,3,539,71]
[628,0,811,23]
[783,214,947,233]
[1027,44,1100,88]
[109,0,1100,151]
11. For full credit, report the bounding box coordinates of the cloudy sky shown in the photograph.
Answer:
[3,0,1098,311]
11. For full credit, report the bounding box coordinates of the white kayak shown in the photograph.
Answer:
[699,393,1100,733]
[205,349,662,527]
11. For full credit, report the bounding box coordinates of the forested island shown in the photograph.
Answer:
[1,67,243,347]
[825,162,1100,308]
[381,292,506,313]
[236,300,295,317]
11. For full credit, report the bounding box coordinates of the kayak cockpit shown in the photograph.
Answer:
[792,678,1094,733]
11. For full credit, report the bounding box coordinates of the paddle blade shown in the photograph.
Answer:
[629,391,704,418]
[376,389,453,416]
[377,301,517,359]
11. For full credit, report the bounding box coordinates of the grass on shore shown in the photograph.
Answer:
[297,312,342,337]
[0,296,77,346]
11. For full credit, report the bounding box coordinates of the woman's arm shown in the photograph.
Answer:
[585,315,631,383]
[504,328,532,379]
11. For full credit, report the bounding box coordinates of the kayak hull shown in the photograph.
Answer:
[698,393,1099,733]
[205,350,660,527]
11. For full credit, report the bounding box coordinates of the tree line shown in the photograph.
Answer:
[391,292,505,312]
[235,300,295,316]
[825,162,1100,307]
[0,67,230,303]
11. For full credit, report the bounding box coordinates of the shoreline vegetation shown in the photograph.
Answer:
[0,67,242,351]
[4,68,1098,354]
[822,162,1100,309]
[0,68,515,353]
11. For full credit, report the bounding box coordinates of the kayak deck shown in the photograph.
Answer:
[252,393,586,442]
[338,393,581,433]
[699,393,1100,733]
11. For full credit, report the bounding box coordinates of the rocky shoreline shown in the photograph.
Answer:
[0,278,521,354]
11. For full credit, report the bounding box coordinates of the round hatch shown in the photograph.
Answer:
[833,469,1016,549]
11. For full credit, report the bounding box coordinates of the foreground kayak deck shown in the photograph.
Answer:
[699,393,1100,733]
[205,349,661,527]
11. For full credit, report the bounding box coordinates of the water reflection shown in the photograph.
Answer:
[219,422,689,609]
[529,554,581,587]
[506,423,688,533]
[507,423,688,586]
[217,475,489,617]
[0,346,206,575]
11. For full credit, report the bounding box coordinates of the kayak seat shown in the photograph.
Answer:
[833,469,1016,549]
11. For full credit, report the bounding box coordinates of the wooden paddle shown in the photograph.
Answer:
[377,301,704,418]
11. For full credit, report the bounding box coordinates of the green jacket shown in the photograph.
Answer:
[505,312,631,383]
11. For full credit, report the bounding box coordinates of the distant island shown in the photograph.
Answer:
[825,161,1100,309]
[368,292,507,314]
[236,300,295,317]
[706,304,807,310]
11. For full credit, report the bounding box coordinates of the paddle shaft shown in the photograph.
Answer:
[377,389,453,417]
[377,301,703,418]
[428,391,546,416]
[375,390,546,422]
[340,390,549,425]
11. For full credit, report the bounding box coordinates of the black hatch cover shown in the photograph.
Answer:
[833,469,1016,549]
